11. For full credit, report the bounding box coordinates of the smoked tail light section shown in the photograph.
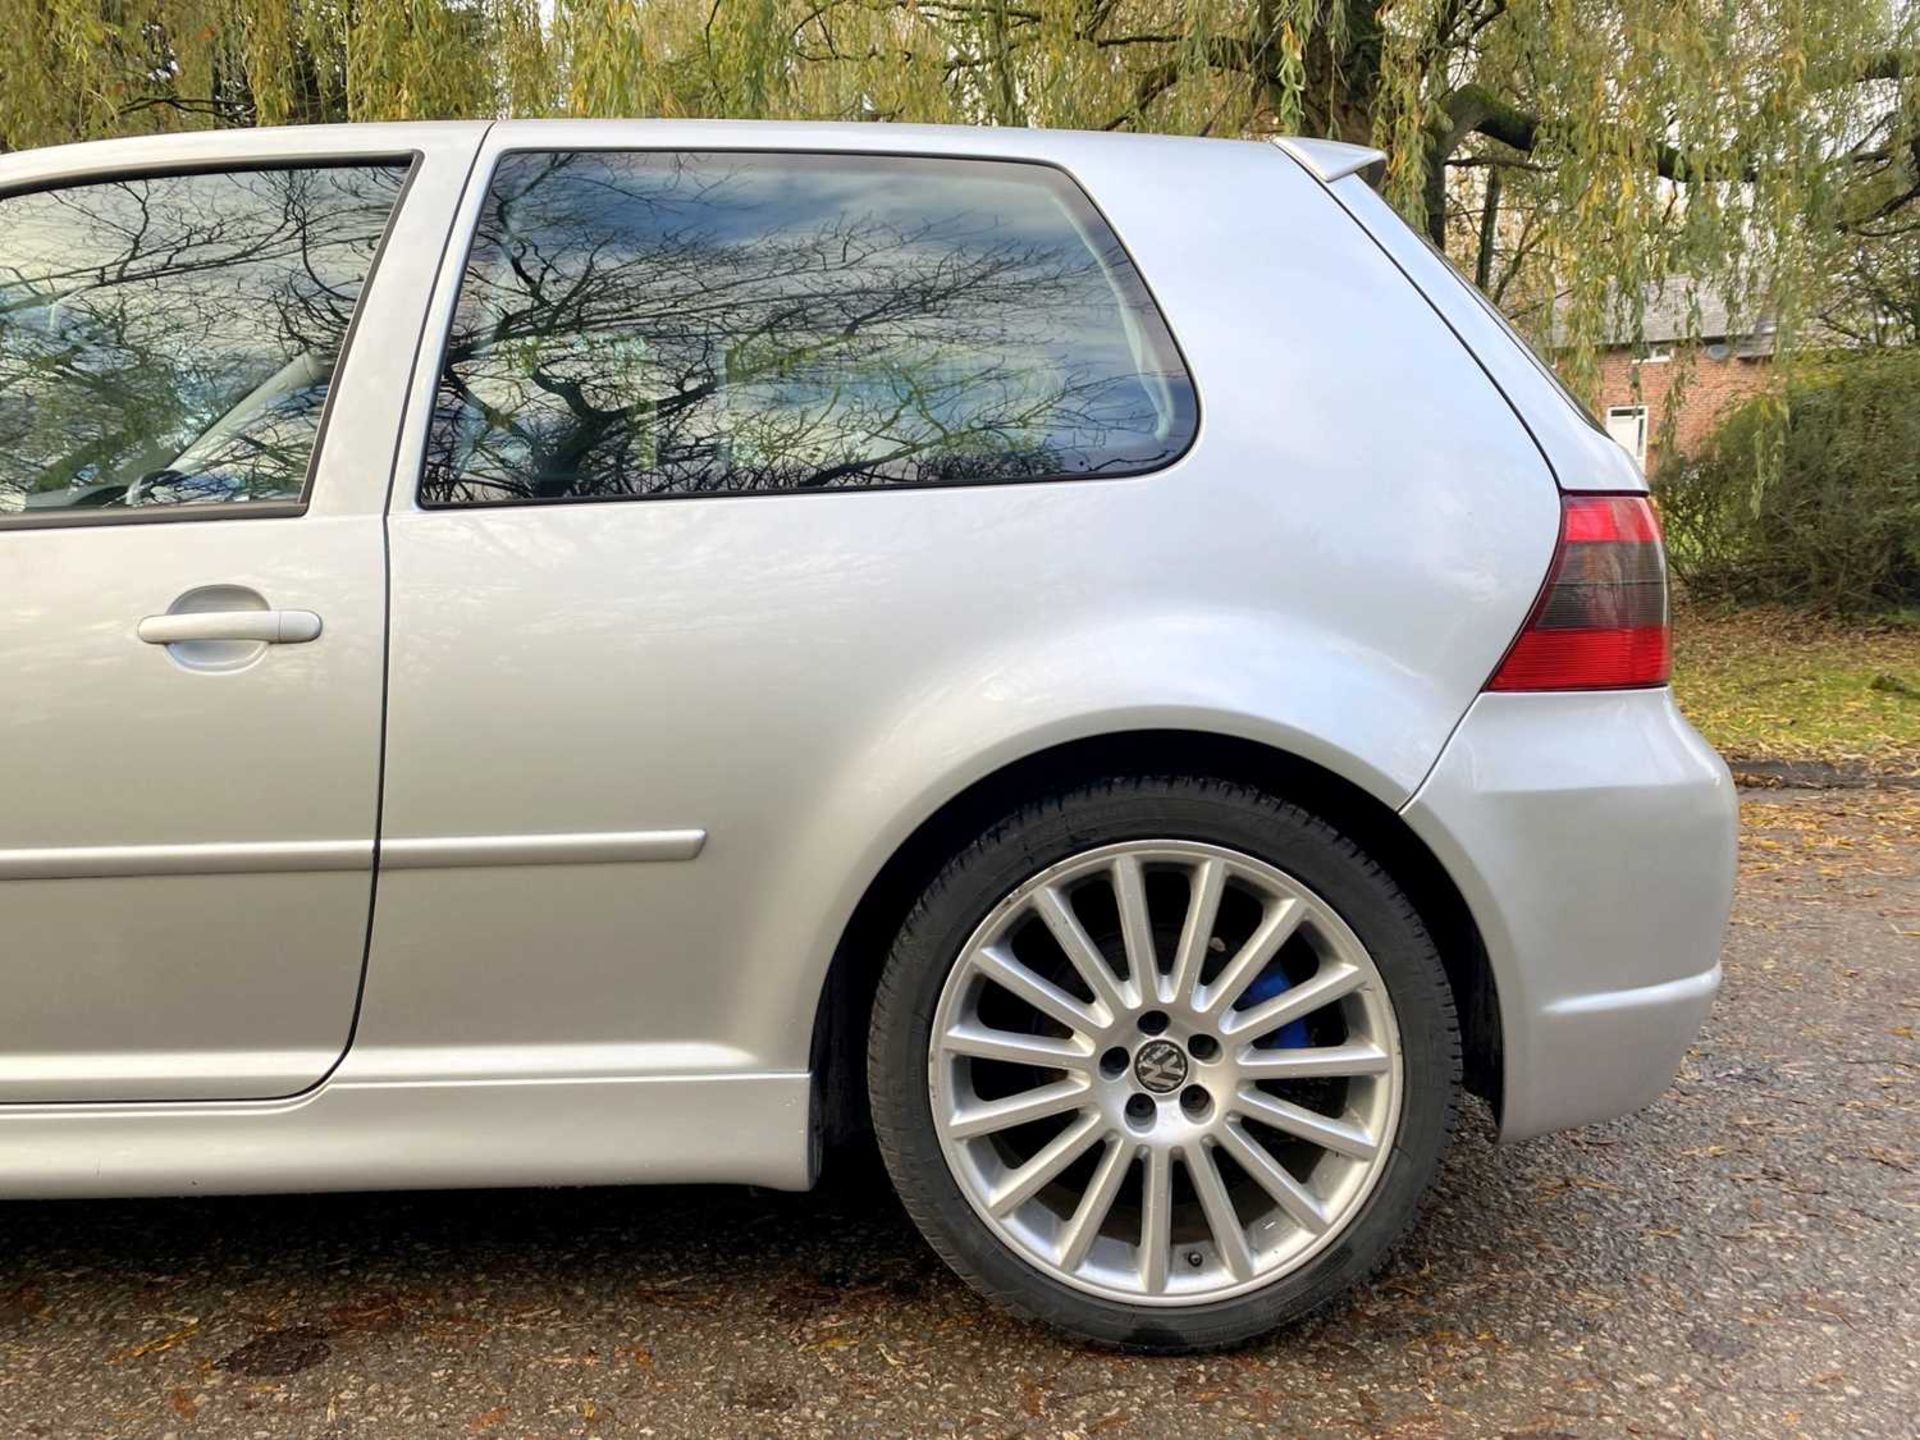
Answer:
[1488,494,1671,691]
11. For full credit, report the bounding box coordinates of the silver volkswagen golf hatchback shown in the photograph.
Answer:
[0,120,1737,1350]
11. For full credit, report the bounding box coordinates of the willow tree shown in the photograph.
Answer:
[1,1,1913,397]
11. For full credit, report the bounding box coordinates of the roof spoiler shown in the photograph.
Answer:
[1271,138,1386,185]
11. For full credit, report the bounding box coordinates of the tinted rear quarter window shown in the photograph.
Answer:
[421,151,1195,505]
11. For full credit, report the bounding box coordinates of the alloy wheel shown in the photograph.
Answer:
[928,839,1403,1305]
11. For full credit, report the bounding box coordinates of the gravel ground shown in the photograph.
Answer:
[2,789,1914,1439]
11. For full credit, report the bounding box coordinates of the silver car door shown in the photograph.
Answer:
[0,124,483,1102]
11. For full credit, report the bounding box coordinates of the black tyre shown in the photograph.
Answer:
[867,775,1460,1351]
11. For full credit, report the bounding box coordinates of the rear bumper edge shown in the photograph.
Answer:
[1402,688,1737,1142]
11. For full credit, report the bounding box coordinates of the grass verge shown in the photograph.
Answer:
[1671,600,1920,778]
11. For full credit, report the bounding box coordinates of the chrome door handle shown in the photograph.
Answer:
[137,610,323,645]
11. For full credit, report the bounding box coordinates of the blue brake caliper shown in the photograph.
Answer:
[1240,967,1311,1048]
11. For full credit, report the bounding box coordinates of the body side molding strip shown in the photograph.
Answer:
[0,830,706,880]
[380,829,708,869]
[0,840,372,881]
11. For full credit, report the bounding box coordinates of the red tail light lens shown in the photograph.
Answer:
[1488,495,1671,691]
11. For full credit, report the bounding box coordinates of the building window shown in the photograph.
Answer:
[1635,341,1673,364]
[1605,405,1648,468]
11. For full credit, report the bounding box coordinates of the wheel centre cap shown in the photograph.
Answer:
[1132,1038,1189,1094]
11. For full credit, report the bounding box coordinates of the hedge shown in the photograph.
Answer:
[1656,348,1920,615]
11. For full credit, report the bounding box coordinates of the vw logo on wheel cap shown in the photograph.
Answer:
[1133,1039,1189,1093]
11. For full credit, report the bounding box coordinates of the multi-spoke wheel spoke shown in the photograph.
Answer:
[970,942,1107,1033]
[1110,855,1157,994]
[1190,1142,1256,1281]
[1054,1134,1132,1271]
[1236,1040,1391,1080]
[1220,960,1364,1042]
[931,839,1401,1305]
[1195,896,1304,1016]
[1219,1118,1331,1235]
[1233,1087,1379,1161]
[1032,884,1137,1014]
[948,1076,1091,1140]
[987,1111,1107,1215]
[941,1022,1094,1070]
[1164,856,1225,1004]
[1139,1145,1174,1294]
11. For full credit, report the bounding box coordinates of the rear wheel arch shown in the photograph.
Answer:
[809,728,1503,1163]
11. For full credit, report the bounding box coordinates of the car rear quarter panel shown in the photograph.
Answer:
[359,124,1562,1083]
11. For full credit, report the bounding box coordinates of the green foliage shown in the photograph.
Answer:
[0,3,1912,399]
[1670,598,1920,772]
[1658,350,1920,615]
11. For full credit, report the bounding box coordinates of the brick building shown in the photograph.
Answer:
[1588,283,1777,475]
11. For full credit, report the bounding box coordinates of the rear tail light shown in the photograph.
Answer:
[1487,494,1671,691]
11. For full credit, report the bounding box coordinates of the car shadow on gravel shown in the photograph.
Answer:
[1,1098,1573,1358]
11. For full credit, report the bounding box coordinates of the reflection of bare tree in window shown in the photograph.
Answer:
[0,166,403,512]
[423,153,1195,504]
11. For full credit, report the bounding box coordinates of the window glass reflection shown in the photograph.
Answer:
[0,165,405,516]
[422,152,1195,504]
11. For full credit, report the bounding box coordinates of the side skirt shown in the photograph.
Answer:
[0,1071,813,1199]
